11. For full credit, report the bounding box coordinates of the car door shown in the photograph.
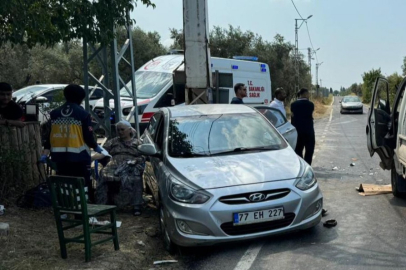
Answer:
[142,112,167,205]
[255,106,298,149]
[366,77,393,169]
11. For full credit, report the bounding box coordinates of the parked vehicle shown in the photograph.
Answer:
[255,106,297,149]
[93,54,272,134]
[138,104,322,251]
[340,96,363,114]
[13,84,106,123]
[366,76,406,197]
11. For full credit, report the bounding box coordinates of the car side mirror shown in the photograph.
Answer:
[35,96,48,103]
[138,143,158,156]
[339,100,342,103]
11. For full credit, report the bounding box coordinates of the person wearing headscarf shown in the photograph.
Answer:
[93,120,146,216]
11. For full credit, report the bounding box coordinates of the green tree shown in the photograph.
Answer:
[402,56,406,76]
[1,0,155,47]
[169,28,184,50]
[362,68,382,103]
[0,27,166,90]
[387,72,403,105]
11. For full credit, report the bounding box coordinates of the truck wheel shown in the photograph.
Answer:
[391,164,406,198]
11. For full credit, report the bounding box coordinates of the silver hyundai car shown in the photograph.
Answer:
[138,104,323,251]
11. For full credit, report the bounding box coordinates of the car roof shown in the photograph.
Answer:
[167,104,256,118]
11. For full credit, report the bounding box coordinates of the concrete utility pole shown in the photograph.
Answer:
[308,47,319,95]
[316,62,323,97]
[183,0,212,105]
[294,15,312,92]
[308,48,311,91]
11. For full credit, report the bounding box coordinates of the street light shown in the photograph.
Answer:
[295,15,313,92]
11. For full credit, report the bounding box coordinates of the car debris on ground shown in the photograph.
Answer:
[356,183,392,196]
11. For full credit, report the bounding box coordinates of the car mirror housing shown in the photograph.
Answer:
[35,96,48,103]
[138,143,158,156]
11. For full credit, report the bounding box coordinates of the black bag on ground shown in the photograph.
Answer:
[16,182,52,208]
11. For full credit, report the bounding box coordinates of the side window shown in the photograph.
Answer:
[174,84,185,105]
[212,72,233,88]
[154,88,173,108]
[374,80,389,112]
[90,88,104,100]
[148,113,163,139]
[155,118,164,150]
[258,108,286,128]
[42,89,64,103]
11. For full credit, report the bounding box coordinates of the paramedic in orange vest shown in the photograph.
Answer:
[42,84,102,201]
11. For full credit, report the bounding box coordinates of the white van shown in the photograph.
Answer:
[93,54,272,132]
[367,76,406,197]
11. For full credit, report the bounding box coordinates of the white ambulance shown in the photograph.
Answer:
[93,54,272,132]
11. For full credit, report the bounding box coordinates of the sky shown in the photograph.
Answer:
[131,0,406,90]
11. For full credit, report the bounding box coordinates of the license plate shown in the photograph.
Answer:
[233,207,284,226]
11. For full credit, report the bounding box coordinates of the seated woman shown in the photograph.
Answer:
[93,120,145,216]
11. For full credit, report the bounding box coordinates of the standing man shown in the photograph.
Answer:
[269,87,287,117]
[290,88,315,165]
[0,82,23,121]
[230,83,247,104]
[42,84,102,201]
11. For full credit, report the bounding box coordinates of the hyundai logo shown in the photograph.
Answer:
[249,193,266,202]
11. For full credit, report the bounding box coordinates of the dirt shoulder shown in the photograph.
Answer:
[0,203,179,270]
[286,95,334,121]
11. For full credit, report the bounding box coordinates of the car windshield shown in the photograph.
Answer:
[168,113,287,157]
[13,86,48,102]
[120,71,172,99]
[343,96,361,102]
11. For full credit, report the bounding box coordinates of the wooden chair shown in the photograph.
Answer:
[47,175,119,262]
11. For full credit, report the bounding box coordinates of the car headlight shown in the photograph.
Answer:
[295,166,317,190]
[168,176,210,204]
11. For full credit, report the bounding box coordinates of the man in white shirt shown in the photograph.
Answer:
[269,88,287,117]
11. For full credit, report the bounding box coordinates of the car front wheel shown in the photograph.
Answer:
[159,199,177,253]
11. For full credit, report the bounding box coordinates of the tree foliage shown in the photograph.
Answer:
[0,0,155,47]
[0,27,166,89]
[362,68,382,103]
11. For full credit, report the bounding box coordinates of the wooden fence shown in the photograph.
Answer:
[0,122,45,199]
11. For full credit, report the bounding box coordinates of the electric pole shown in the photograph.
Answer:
[316,62,323,97]
[308,48,312,91]
[294,15,312,93]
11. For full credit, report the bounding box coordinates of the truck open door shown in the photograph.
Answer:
[366,77,393,170]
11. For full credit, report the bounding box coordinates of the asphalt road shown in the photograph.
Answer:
[177,97,406,270]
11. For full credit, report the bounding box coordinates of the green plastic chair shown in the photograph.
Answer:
[47,175,119,262]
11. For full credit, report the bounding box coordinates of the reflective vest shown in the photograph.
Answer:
[49,102,95,163]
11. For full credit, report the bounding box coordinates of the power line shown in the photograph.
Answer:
[305,22,318,63]
[290,0,303,19]
[290,0,319,63]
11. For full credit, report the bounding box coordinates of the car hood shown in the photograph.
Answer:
[167,148,302,190]
[342,102,362,107]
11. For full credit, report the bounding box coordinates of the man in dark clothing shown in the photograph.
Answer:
[0,82,23,121]
[230,83,247,104]
[42,84,102,202]
[290,88,315,165]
